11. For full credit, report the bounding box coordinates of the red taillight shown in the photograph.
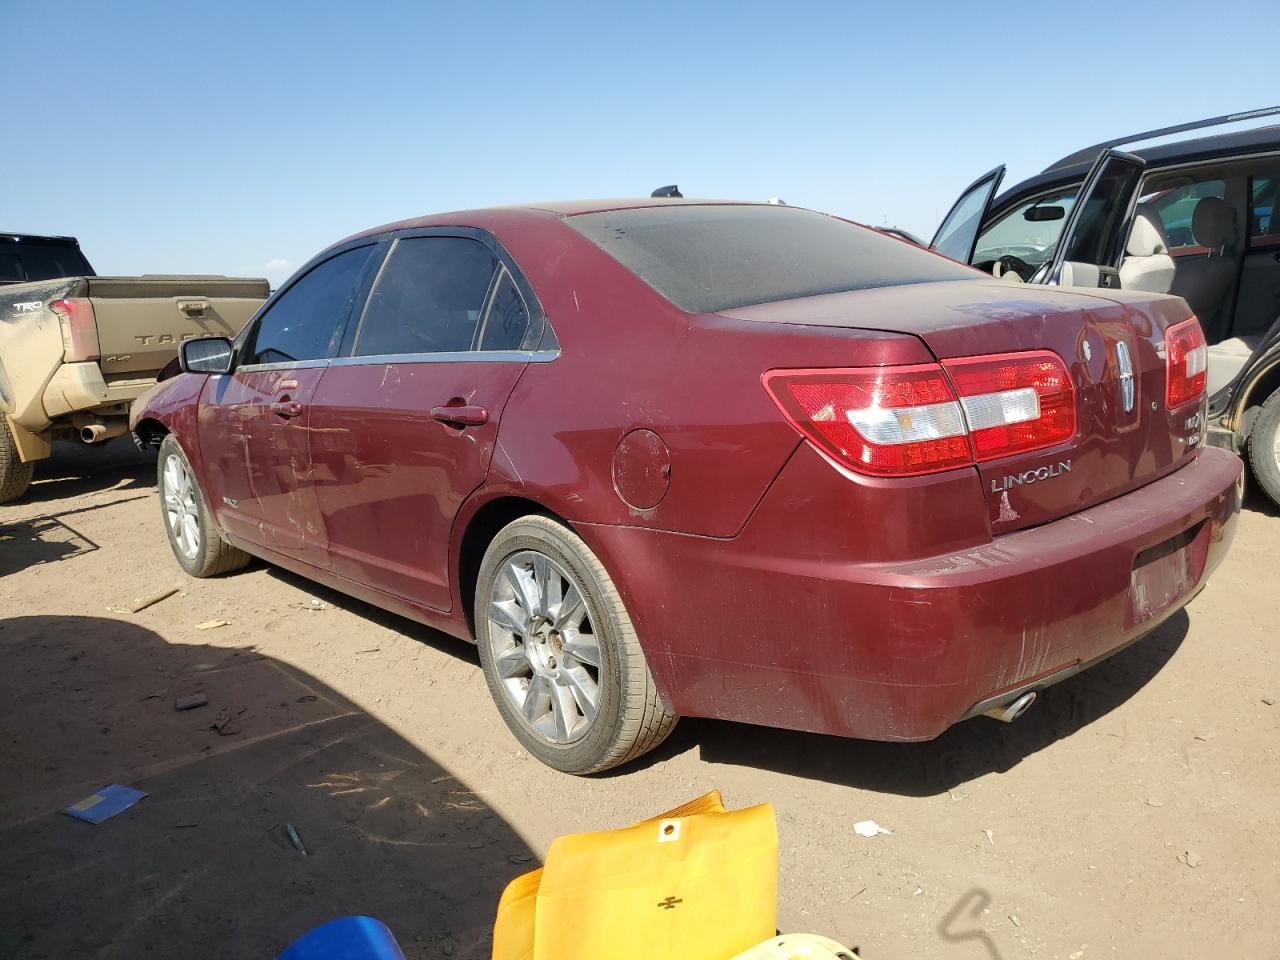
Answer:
[763,350,1077,478]
[942,351,1076,461]
[49,298,100,362]
[762,365,971,476]
[1165,316,1207,409]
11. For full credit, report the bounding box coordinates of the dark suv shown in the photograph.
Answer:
[927,107,1280,506]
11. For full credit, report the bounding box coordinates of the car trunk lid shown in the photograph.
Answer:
[723,279,1204,533]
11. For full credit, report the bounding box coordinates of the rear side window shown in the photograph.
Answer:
[0,242,93,283]
[478,269,530,351]
[565,205,978,314]
[1248,170,1280,249]
[354,237,498,356]
[246,246,373,365]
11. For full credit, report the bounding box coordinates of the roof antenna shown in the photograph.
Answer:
[651,184,683,198]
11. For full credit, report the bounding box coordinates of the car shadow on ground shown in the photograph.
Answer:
[19,439,156,506]
[646,609,1190,797]
[0,615,532,960]
[262,564,484,667]
[1243,481,1279,517]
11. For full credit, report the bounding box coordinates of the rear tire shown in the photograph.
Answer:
[0,419,35,504]
[157,434,250,577]
[1247,389,1280,508]
[474,514,677,774]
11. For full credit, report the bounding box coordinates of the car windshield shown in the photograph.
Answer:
[565,204,978,314]
[972,189,1078,268]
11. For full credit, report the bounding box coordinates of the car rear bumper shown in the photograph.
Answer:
[581,445,1243,741]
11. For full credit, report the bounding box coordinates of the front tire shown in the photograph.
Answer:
[157,434,250,577]
[475,515,677,774]
[1247,389,1280,508]
[0,419,35,504]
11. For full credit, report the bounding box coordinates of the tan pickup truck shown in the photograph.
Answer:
[0,233,267,502]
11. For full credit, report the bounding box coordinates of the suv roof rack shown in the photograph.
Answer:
[1043,106,1280,173]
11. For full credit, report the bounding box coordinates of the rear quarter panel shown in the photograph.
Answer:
[486,218,934,537]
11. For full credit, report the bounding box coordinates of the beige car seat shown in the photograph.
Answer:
[1119,203,1176,293]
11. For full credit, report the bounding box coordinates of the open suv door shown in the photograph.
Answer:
[933,151,1147,290]
[1039,149,1147,289]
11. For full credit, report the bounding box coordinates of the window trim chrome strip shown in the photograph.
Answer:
[234,358,332,374]
[326,349,558,368]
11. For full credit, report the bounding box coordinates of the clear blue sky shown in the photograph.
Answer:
[4,0,1277,287]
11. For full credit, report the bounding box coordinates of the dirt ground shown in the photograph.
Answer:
[1,439,1277,959]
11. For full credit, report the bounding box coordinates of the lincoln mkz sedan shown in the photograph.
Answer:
[130,199,1243,773]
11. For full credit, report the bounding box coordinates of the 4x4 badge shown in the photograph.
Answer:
[1115,340,1135,414]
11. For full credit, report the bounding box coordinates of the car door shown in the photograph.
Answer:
[1231,165,1280,339]
[198,243,379,567]
[1041,149,1147,289]
[930,165,1006,265]
[307,231,545,610]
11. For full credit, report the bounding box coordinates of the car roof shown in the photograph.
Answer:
[993,123,1280,213]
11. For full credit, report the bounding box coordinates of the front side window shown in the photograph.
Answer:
[972,189,1078,275]
[1062,157,1146,268]
[354,237,498,356]
[245,246,373,365]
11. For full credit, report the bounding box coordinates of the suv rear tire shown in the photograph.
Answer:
[1247,389,1280,508]
[474,514,677,774]
[157,434,250,577]
[0,419,35,504]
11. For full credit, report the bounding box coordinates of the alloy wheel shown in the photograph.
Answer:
[485,550,602,744]
[162,454,201,560]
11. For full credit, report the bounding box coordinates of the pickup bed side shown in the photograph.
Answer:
[0,274,267,502]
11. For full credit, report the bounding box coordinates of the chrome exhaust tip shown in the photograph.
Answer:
[981,690,1037,723]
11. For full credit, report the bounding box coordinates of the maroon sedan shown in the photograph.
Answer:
[130,200,1242,774]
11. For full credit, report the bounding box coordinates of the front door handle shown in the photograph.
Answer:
[430,404,489,427]
[270,400,305,419]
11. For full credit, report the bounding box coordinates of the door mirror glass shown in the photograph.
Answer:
[1024,205,1065,222]
[180,337,234,374]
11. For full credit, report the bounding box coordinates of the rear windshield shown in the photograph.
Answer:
[0,242,93,284]
[565,204,978,313]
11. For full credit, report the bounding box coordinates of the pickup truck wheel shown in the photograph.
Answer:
[0,419,35,504]
[157,434,250,577]
[1247,389,1280,508]
[475,515,677,775]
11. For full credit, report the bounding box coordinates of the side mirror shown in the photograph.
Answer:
[179,337,234,374]
[1024,205,1065,222]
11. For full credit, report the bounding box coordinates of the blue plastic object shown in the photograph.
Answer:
[278,916,406,960]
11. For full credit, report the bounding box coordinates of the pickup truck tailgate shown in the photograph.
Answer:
[86,276,268,376]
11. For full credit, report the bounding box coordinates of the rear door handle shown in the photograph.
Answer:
[430,404,489,427]
[270,400,305,418]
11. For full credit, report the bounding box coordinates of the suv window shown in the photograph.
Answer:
[245,246,373,365]
[973,189,1078,274]
[0,242,93,284]
[477,269,530,351]
[1141,179,1226,252]
[1248,170,1280,249]
[354,237,498,356]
